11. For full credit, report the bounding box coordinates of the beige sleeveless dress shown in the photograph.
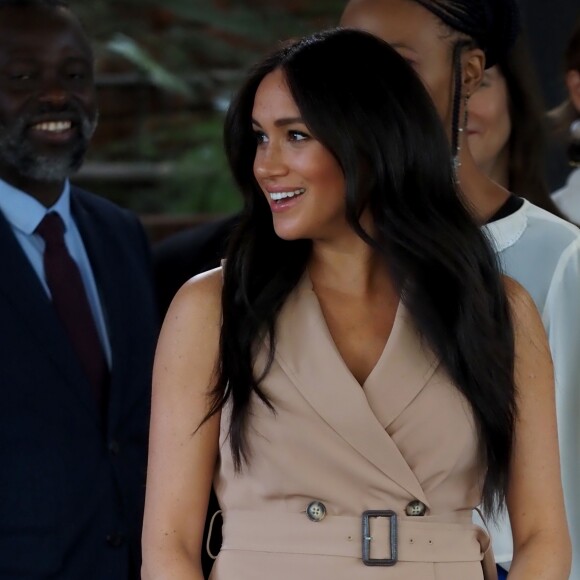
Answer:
[210,273,496,580]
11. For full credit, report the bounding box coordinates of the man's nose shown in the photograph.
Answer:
[37,78,69,107]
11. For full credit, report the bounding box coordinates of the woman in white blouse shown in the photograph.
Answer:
[467,27,580,578]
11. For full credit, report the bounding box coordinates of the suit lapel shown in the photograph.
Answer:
[271,273,430,505]
[0,211,100,421]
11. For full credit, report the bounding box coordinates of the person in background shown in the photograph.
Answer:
[141,27,569,580]
[467,35,564,217]
[551,15,580,223]
[153,213,240,318]
[340,0,580,578]
[465,24,580,577]
[0,1,158,578]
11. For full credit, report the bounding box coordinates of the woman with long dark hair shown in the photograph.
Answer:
[551,15,580,222]
[467,34,564,217]
[341,1,579,577]
[141,28,568,580]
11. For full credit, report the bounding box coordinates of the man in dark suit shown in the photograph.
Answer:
[0,1,158,578]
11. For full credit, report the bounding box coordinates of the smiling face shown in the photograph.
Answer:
[0,5,97,191]
[251,68,348,242]
[466,66,511,184]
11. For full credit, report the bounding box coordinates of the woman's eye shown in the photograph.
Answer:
[253,130,267,145]
[289,130,308,142]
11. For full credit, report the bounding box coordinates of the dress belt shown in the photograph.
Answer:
[220,510,491,563]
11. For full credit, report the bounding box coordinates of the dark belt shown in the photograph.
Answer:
[362,510,397,566]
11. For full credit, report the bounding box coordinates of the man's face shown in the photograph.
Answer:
[0,5,98,185]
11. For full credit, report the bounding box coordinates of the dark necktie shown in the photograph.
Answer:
[36,212,109,412]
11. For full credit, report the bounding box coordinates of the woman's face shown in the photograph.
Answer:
[466,66,511,180]
[340,0,456,129]
[251,69,348,242]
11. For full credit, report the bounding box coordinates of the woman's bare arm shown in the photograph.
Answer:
[505,278,571,580]
[141,267,223,580]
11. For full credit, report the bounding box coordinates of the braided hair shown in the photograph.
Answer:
[413,0,521,163]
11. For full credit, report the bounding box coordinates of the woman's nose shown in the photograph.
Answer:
[254,145,288,178]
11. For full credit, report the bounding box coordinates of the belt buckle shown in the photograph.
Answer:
[361,510,398,566]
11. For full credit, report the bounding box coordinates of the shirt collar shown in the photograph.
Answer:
[0,178,71,235]
[482,198,528,253]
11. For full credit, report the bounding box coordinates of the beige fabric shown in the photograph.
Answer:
[211,273,495,580]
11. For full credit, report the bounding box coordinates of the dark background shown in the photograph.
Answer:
[522,0,578,108]
[521,0,579,190]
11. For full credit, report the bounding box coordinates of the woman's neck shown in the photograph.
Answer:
[484,148,510,192]
[309,239,392,298]
[457,146,511,223]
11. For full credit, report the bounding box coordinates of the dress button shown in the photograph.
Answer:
[106,532,125,547]
[306,501,327,522]
[405,500,427,516]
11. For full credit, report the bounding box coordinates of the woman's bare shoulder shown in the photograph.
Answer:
[502,274,538,317]
[164,266,223,330]
[502,274,550,355]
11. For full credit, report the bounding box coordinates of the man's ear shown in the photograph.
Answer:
[462,48,485,97]
[565,69,580,113]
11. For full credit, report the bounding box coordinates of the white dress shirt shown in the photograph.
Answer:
[0,178,112,366]
[474,199,580,578]
[552,167,580,225]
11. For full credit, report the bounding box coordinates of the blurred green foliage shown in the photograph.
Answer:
[71,0,344,215]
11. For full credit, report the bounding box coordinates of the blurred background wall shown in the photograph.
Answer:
[69,0,578,241]
[71,0,343,241]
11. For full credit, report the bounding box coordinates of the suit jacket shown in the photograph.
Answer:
[0,186,159,579]
[153,213,240,317]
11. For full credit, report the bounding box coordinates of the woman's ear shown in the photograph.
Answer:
[565,69,580,113]
[462,48,486,96]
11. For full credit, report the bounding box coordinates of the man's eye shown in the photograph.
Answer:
[9,73,33,81]
[66,68,91,81]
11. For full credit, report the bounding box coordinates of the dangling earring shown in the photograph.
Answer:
[568,118,580,167]
[453,93,470,176]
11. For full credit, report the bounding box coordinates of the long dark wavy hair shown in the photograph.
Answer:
[207,28,516,515]
[497,34,563,217]
[549,15,580,134]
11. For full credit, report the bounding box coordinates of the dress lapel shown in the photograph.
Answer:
[271,273,430,504]
[363,302,439,429]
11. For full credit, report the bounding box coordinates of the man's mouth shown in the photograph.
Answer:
[31,120,74,133]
